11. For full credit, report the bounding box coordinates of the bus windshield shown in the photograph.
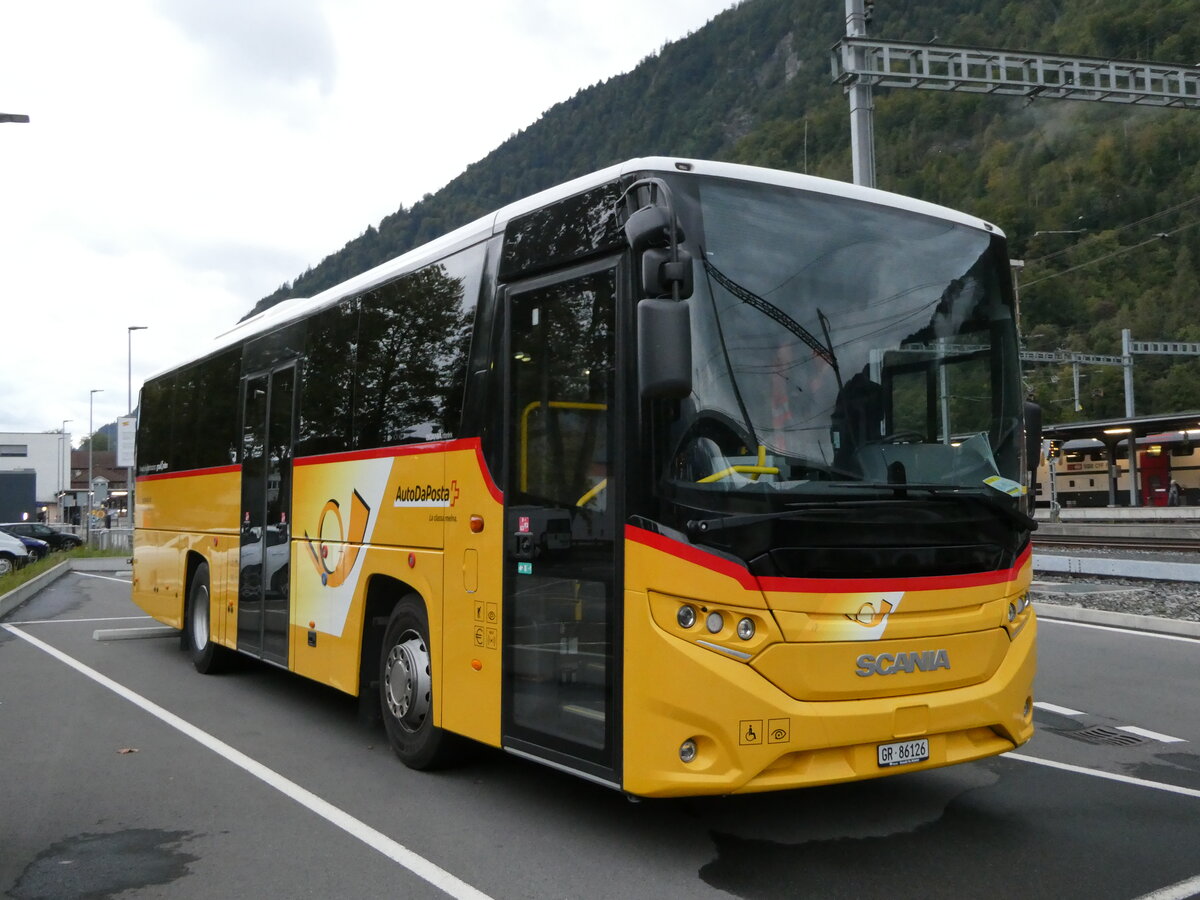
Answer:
[662,176,1023,512]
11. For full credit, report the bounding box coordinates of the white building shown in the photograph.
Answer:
[0,431,72,522]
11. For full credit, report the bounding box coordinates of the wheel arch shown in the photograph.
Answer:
[181,549,210,649]
[358,573,427,702]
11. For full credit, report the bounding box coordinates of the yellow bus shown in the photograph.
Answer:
[133,158,1036,797]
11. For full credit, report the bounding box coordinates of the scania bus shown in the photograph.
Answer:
[132,157,1037,797]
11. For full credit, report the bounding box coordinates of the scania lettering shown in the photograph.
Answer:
[132,158,1037,798]
[856,649,952,677]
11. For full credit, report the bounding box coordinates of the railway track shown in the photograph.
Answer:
[1033,533,1200,553]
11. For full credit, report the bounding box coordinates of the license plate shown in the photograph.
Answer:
[877,738,929,768]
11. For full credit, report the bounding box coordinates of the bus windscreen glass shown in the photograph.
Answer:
[663,177,1022,515]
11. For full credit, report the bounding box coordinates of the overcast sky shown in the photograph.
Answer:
[0,0,739,443]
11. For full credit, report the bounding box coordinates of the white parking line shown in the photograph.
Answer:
[13,615,152,626]
[1,622,493,900]
[1134,873,1200,900]
[75,573,132,584]
[1007,753,1200,800]
[1117,725,1188,744]
[1038,617,1200,644]
[1033,702,1188,744]
[92,626,177,641]
[1033,701,1085,716]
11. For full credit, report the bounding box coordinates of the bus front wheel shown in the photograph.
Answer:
[187,562,228,674]
[380,597,460,769]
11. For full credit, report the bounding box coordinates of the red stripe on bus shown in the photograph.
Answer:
[757,543,1033,594]
[137,464,240,483]
[625,525,759,591]
[293,441,459,466]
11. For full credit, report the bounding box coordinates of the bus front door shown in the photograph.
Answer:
[238,364,296,665]
[502,261,621,784]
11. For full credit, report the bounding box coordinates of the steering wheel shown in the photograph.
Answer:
[876,430,925,444]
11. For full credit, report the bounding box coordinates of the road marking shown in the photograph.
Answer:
[1034,702,1188,743]
[12,615,153,626]
[75,573,132,584]
[93,626,178,641]
[1033,701,1085,716]
[1134,873,1200,900]
[1007,752,1200,800]
[1037,617,1200,644]
[0,623,493,900]
[1117,725,1188,744]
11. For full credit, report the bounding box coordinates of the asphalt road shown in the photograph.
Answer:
[2,570,1199,899]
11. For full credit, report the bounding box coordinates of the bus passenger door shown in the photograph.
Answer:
[238,364,296,665]
[502,260,621,784]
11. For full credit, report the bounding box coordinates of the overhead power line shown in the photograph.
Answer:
[1021,219,1200,290]
[1029,195,1200,266]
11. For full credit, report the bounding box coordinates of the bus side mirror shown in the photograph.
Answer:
[638,298,692,399]
[624,204,682,252]
[624,200,693,299]
[1024,401,1042,471]
[641,247,694,299]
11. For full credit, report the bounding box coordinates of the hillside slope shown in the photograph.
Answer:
[249,0,1200,419]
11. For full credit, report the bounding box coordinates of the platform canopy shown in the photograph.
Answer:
[1042,411,1200,445]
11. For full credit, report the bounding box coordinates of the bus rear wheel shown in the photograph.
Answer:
[380,597,461,769]
[188,562,228,674]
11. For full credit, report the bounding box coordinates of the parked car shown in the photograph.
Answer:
[0,522,84,551]
[0,530,29,576]
[9,534,51,562]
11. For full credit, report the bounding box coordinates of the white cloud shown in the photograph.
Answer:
[0,0,738,439]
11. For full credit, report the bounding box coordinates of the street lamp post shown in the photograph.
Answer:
[88,390,102,542]
[127,326,147,527]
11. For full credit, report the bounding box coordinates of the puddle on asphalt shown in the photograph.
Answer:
[10,828,197,899]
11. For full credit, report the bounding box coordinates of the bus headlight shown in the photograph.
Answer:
[736,617,756,641]
[706,612,724,634]
[679,739,698,763]
[677,605,697,629]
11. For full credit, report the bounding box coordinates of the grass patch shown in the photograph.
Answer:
[0,546,128,593]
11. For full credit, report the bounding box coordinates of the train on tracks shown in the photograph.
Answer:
[1037,429,1200,509]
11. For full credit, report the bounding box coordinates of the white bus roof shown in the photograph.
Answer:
[159,157,1003,377]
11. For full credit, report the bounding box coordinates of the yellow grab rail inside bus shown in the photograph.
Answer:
[697,445,779,483]
[520,400,608,493]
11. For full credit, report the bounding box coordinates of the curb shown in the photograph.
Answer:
[0,557,130,621]
[1034,552,1200,583]
[1034,603,1200,639]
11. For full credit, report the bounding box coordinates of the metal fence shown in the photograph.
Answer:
[89,527,132,553]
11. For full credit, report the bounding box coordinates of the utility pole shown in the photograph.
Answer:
[88,390,102,542]
[127,325,147,528]
[842,0,877,188]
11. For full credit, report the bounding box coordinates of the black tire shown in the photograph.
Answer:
[380,597,461,769]
[27,549,42,563]
[0,555,13,576]
[187,562,228,674]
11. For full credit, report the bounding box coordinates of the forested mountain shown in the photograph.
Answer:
[249,0,1200,421]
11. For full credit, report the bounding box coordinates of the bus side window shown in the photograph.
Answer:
[354,249,484,449]
[298,300,358,458]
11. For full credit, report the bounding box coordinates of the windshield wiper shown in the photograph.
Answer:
[836,482,1037,531]
[686,498,913,536]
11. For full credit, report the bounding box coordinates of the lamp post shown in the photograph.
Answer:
[127,326,147,527]
[59,419,72,524]
[88,390,102,542]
